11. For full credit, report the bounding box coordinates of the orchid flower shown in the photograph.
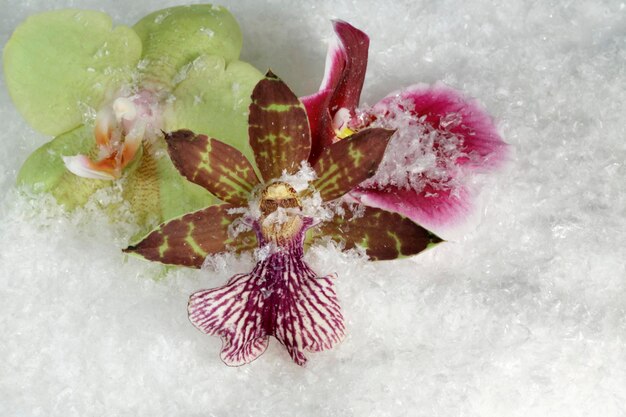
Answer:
[125,72,441,366]
[301,21,508,234]
[4,6,262,235]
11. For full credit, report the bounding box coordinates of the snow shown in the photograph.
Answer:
[1,0,625,416]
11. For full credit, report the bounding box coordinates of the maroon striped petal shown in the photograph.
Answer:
[124,204,257,268]
[312,127,395,202]
[188,219,345,366]
[189,274,270,366]
[166,130,260,205]
[308,205,443,260]
[248,72,312,181]
[301,20,370,164]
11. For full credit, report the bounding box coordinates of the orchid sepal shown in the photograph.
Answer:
[124,203,257,268]
[312,127,395,202]
[165,129,261,206]
[132,5,244,90]
[306,205,443,260]
[249,71,312,181]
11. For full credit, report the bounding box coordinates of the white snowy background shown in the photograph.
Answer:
[1,0,625,416]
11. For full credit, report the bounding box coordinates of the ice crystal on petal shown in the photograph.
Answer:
[278,161,317,193]
[357,96,467,196]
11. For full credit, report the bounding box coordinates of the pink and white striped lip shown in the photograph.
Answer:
[188,217,345,367]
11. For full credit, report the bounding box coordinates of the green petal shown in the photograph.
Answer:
[249,71,312,181]
[165,54,263,164]
[165,130,260,206]
[133,5,243,89]
[311,128,395,202]
[3,9,142,136]
[307,206,443,261]
[124,203,257,268]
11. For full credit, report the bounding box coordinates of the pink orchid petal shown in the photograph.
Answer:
[300,89,335,162]
[327,20,369,113]
[318,35,345,93]
[352,83,508,230]
[370,82,508,171]
[301,20,370,163]
[352,184,472,233]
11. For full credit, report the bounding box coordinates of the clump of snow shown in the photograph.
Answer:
[357,96,465,195]
[278,160,317,192]
[202,251,253,274]
[260,206,299,227]
[254,242,276,262]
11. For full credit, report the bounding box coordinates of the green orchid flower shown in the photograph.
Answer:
[3,5,262,235]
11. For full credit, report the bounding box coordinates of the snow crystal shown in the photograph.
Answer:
[199,27,215,38]
[278,160,317,192]
[153,10,171,24]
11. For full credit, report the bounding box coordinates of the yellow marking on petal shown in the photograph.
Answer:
[159,236,169,258]
[334,126,355,140]
[348,143,364,166]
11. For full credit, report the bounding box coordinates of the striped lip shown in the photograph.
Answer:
[188,217,345,366]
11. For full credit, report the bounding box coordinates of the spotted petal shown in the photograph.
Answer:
[189,276,269,366]
[124,204,256,268]
[166,130,260,205]
[312,128,395,202]
[248,72,312,181]
[308,206,443,260]
[166,54,263,164]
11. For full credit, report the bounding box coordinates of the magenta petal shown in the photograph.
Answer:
[370,82,508,170]
[300,88,335,163]
[327,20,370,113]
[301,20,370,164]
[352,184,472,233]
[353,83,507,230]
